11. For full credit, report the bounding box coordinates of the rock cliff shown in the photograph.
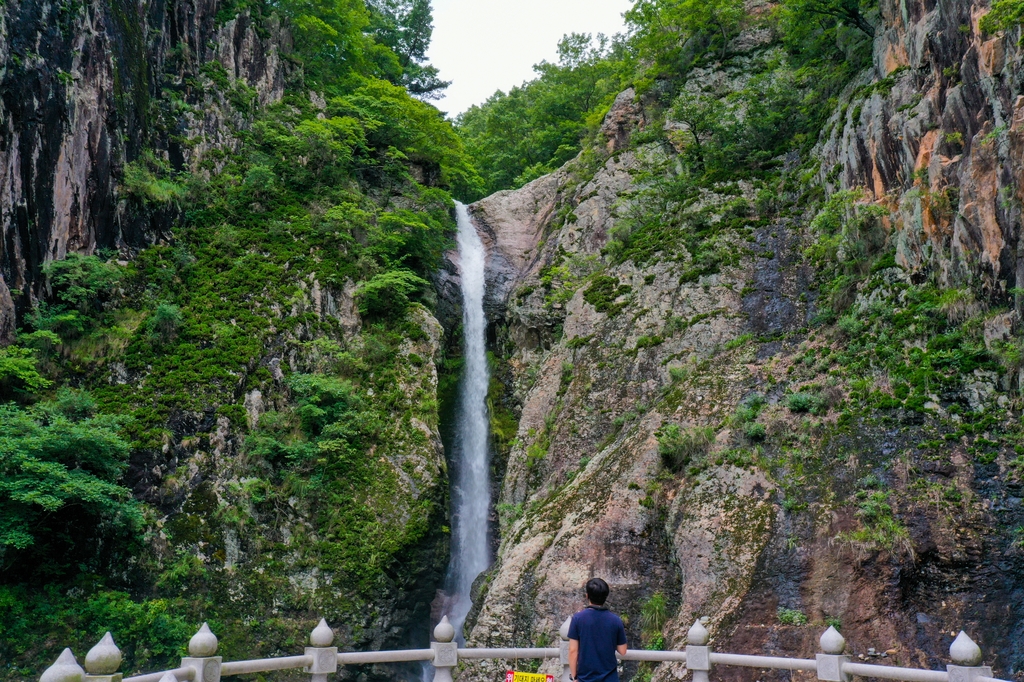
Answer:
[460,2,1024,679]
[0,0,453,674]
[0,0,285,307]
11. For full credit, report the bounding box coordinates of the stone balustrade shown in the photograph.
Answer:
[39,615,1010,682]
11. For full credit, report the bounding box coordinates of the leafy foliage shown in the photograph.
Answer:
[0,393,139,579]
[366,0,449,97]
[626,0,745,86]
[0,346,51,401]
[458,34,624,195]
[657,424,714,473]
[980,0,1024,33]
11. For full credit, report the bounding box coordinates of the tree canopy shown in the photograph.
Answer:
[457,33,624,196]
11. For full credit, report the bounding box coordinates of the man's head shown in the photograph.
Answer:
[585,578,610,606]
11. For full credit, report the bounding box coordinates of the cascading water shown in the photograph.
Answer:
[445,201,492,642]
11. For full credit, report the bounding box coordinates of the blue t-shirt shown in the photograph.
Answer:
[568,606,627,682]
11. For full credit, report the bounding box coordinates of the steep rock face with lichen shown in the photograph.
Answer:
[0,0,287,310]
[459,3,1024,679]
[819,0,1024,293]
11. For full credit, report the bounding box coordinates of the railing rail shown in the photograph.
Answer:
[41,614,1012,682]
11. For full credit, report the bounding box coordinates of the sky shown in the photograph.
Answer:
[425,0,634,117]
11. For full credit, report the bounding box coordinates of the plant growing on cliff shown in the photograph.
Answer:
[355,269,430,318]
[0,346,52,402]
[121,152,186,206]
[657,424,714,473]
[980,0,1024,35]
[834,490,914,558]
[626,0,745,83]
[640,592,668,645]
[777,607,808,625]
[0,394,140,579]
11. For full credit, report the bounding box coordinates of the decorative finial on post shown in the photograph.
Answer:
[189,623,218,657]
[816,625,850,682]
[559,617,572,641]
[946,631,991,682]
[949,632,982,666]
[41,649,85,682]
[182,623,221,682]
[434,615,455,643]
[84,633,122,682]
[820,627,846,655]
[85,633,121,675]
[305,618,338,682]
[310,619,335,647]
[431,616,458,682]
[687,619,710,645]
[686,619,711,682]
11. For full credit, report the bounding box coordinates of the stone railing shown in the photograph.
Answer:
[40,615,1012,682]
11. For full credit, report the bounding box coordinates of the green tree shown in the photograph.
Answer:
[458,33,623,194]
[780,0,876,35]
[42,253,122,312]
[625,0,745,86]
[980,0,1024,33]
[0,393,140,579]
[278,0,375,88]
[670,91,728,171]
[355,269,429,317]
[366,0,450,97]
[0,345,51,401]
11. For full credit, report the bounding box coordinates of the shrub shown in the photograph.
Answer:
[658,425,714,473]
[0,399,139,579]
[355,269,429,318]
[777,607,808,625]
[43,254,122,312]
[121,152,186,206]
[148,303,183,343]
[640,592,668,643]
[583,275,632,317]
[787,391,826,415]
[837,314,864,338]
[636,334,664,349]
[744,422,767,441]
[0,345,51,400]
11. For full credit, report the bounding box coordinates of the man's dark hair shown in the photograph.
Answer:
[586,578,610,605]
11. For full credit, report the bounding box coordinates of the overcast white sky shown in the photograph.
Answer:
[426,0,634,117]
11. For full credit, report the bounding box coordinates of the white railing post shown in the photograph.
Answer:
[947,632,992,682]
[559,617,573,682]
[85,633,123,682]
[686,620,711,682]
[816,626,850,682]
[304,619,338,682]
[41,649,85,682]
[181,623,221,682]
[431,616,458,682]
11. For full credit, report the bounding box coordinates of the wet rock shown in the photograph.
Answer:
[0,273,14,345]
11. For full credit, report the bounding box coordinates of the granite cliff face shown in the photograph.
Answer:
[0,0,287,337]
[458,2,1024,678]
[819,0,1024,294]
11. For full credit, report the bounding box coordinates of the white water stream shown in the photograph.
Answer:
[445,201,492,642]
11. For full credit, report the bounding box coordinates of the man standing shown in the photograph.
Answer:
[568,578,628,682]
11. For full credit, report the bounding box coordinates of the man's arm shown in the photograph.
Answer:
[569,638,579,678]
[616,643,627,657]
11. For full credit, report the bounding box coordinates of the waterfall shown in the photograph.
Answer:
[445,201,492,642]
